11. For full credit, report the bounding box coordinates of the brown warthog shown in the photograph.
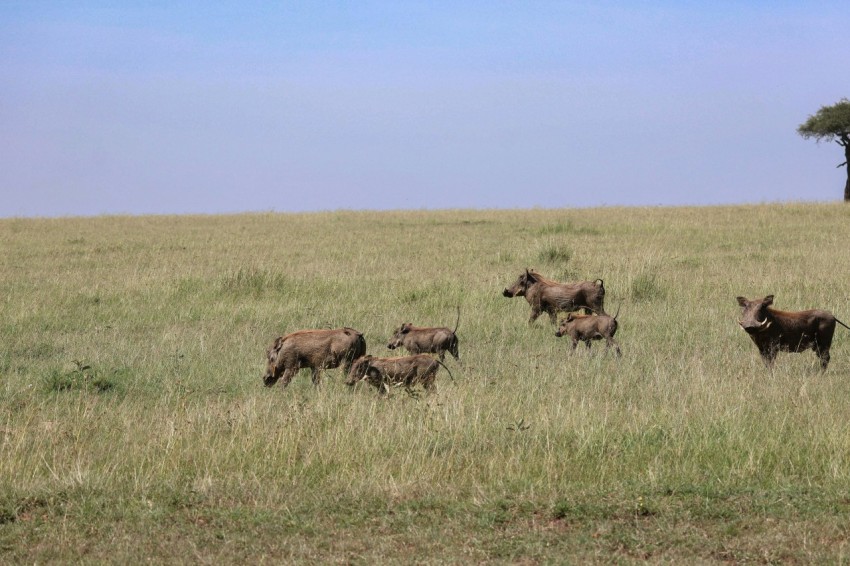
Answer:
[262,327,367,387]
[736,295,850,370]
[555,304,621,355]
[345,354,454,394]
[387,307,460,361]
[503,269,605,324]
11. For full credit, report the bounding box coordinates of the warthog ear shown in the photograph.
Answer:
[736,296,748,307]
[401,324,411,334]
[763,295,774,306]
[268,336,284,359]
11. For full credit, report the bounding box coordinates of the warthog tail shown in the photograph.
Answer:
[436,359,455,381]
[453,305,461,333]
[836,317,850,331]
[583,302,621,319]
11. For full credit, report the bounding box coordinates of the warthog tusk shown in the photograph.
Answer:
[740,318,771,332]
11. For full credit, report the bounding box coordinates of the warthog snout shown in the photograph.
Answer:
[737,295,773,334]
[345,356,372,386]
[740,317,771,334]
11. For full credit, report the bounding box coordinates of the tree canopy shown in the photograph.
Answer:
[797,98,850,201]
[797,98,850,144]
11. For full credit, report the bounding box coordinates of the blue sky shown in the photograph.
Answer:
[1,1,848,217]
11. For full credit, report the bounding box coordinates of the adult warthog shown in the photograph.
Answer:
[262,327,367,387]
[387,307,460,361]
[502,269,605,324]
[736,295,850,370]
[346,354,453,394]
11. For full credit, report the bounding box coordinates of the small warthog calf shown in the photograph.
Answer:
[387,307,460,361]
[262,327,366,388]
[346,354,453,394]
[555,306,621,355]
[737,295,850,370]
[503,269,605,325]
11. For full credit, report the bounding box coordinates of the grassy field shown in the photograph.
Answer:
[2,203,850,563]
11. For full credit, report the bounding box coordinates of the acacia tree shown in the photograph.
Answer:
[797,98,850,201]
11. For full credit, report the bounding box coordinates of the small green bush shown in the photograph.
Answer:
[630,273,665,302]
[538,245,572,264]
[43,361,125,394]
[218,267,293,297]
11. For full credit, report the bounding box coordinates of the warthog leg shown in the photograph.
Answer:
[279,366,299,387]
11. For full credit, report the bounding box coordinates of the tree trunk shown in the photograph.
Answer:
[845,172,850,202]
[845,142,850,201]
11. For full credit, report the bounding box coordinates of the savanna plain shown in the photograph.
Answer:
[3,204,850,564]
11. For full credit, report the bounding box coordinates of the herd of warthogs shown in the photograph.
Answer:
[261,308,460,395]
[261,269,850,394]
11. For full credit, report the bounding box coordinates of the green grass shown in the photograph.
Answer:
[2,204,850,562]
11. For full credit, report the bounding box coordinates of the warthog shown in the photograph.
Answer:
[345,354,453,394]
[503,269,605,324]
[262,327,367,387]
[736,295,850,370]
[555,304,621,355]
[387,307,460,361]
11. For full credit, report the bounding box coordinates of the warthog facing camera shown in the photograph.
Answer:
[346,354,453,394]
[736,295,850,370]
[262,327,366,387]
[503,269,605,325]
[387,307,460,361]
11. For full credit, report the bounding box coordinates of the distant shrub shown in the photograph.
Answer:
[552,500,611,521]
[537,221,600,236]
[398,283,458,309]
[537,222,574,236]
[402,289,425,304]
[631,273,665,302]
[43,361,126,394]
[174,277,206,297]
[538,245,573,264]
[219,267,292,297]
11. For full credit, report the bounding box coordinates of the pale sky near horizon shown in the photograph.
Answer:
[1,2,848,218]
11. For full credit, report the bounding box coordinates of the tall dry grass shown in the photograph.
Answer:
[2,204,850,562]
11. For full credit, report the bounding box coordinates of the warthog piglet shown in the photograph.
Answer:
[555,308,621,356]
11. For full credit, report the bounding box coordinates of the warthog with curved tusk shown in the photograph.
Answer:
[736,295,850,370]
